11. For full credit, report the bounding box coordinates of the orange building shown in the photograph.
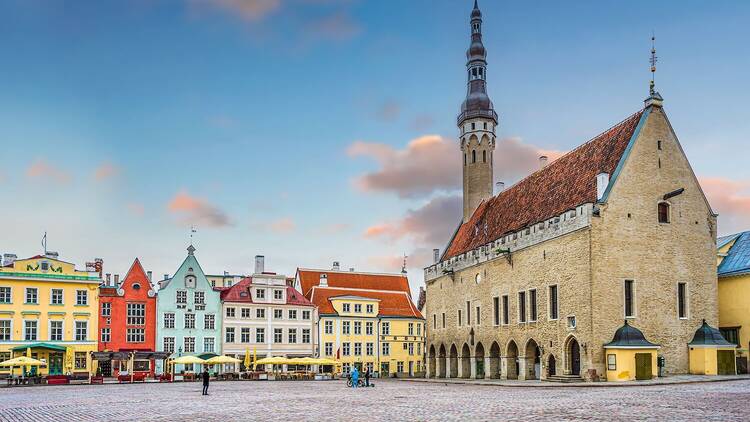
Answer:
[97,259,158,377]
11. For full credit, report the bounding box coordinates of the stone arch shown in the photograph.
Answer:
[564,335,581,376]
[475,342,485,379]
[428,345,436,378]
[505,340,519,380]
[489,341,501,379]
[460,343,471,379]
[438,344,447,378]
[547,354,557,377]
[480,133,489,146]
[523,338,541,380]
[449,344,458,378]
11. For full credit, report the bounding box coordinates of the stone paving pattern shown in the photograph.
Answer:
[2,379,750,421]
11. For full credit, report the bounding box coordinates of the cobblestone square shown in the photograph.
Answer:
[2,379,750,421]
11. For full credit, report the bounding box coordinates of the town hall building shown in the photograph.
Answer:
[423,1,728,381]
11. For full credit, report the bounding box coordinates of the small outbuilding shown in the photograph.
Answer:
[688,320,736,375]
[603,321,660,381]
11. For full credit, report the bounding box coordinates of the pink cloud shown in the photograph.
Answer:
[305,11,361,41]
[699,176,750,234]
[348,135,563,199]
[94,162,119,182]
[167,191,231,227]
[367,248,435,274]
[270,217,296,233]
[25,159,71,184]
[364,195,462,246]
[203,0,281,22]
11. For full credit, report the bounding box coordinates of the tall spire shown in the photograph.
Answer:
[458,0,497,127]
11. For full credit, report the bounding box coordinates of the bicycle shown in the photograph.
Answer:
[346,376,365,387]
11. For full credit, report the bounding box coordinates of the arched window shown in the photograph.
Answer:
[472,150,476,163]
[464,153,467,166]
[483,150,486,163]
[475,273,481,284]
[658,202,670,223]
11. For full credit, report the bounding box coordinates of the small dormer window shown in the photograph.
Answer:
[132,283,141,290]
[40,262,49,271]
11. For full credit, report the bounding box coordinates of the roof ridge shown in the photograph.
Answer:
[297,268,407,278]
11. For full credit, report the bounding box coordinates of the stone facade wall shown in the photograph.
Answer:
[461,118,495,222]
[589,106,718,376]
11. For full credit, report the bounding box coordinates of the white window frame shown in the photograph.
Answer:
[624,279,637,319]
[75,320,88,341]
[49,319,64,341]
[50,288,64,305]
[76,289,88,306]
[677,282,689,320]
[24,320,38,341]
[25,287,38,304]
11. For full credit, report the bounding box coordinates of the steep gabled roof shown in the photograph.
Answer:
[309,286,423,319]
[221,277,314,307]
[718,231,750,278]
[444,109,644,259]
[297,269,411,298]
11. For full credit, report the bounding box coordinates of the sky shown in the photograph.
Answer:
[1,0,749,297]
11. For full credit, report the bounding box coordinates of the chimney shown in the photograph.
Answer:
[596,172,610,201]
[332,261,340,271]
[320,273,328,287]
[433,249,440,264]
[495,181,505,194]
[2,253,17,266]
[254,255,265,274]
[349,267,355,272]
[106,273,111,285]
[164,274,169,281]
[147,271,153,283]
[539,155,548,169]
[114,274,120,286]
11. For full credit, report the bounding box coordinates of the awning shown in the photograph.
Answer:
[91,351,172,360]
[11,343,67,352]
[197,352,219,360]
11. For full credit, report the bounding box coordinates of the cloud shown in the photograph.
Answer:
[270,217,296,233]
[699,176,750,234]
[367,248,435,274]
[304,11,361,41]
[348,135,564,199]
[25,159,71,184]
[94,162,120,182]
[203,0,281,22]
[127,203,145,217]
[375,100,400,122]
[364,194,462,246]
[167,190,232,227]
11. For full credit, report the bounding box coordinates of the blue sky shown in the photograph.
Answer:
[1,0,749,295]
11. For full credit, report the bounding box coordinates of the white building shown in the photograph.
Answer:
[220,256,316,367]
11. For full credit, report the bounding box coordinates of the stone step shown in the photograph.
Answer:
[544,375,585,383]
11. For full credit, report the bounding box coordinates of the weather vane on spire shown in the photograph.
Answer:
[649,33,658,95]
[401,253,408,274]
[190,225,197,245]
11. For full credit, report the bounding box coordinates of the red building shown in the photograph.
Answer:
[98,259,158,378]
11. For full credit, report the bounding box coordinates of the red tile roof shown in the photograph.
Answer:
[220,277,313,307]
[444,110,644,259]
[309,287,423,319]
[297,269,411,298]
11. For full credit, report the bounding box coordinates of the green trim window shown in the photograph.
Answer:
[75,321,88,341]
[607,354,616,370]
[50,320,63,341]
[25,288,38,304]
[76,290,87,306]
[51,289,63,305]
[74,352,87,370]
[24,320,38,341]
[0,287,10,304]
[0,320,11,341]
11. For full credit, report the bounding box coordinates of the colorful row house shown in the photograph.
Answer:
[0,253,100,377]
[297,267,425,377]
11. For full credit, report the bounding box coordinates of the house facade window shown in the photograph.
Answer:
[24,320,38,341]
[76,290,87,305]
[274,328,283,343]
[194,291,204,305]
[75,352,86,370]
[366,304,374,314]
[366,321,374,335]
[25,288,38,304]
[720,327,740,346]
[302,310,311,320]
[164,313,175,329]
[50,320,63,341]
[408,323,414,336]
[381,322,390,335]
[127,328,145,343]
[354,304,362,313]
[101,302,111,317]
[274,289,283,300]
[354,321,362,335]
[678,282,688,319]
[0,287,11,303]
[51,289,63,305]
[241,308,251,318]
[342,303,350,313]
[241,328,251,343]
[502,295,509,325]
[256,308,265,319]
[204,314,215,330]
[184,337,195,353]
[226,327,235,343]
[75,321,88,341]
[288,309,297,319]
[324,320,333,334]
[274,309,283,319]
[256,328,265,343]
[366,342,374,356]
[658,202,670,223]
[226,307,236,318]
[548,285,559,320]
[302,329,311,344]
[518,291,527,323]
[184,313,195,329]
[529,289,537,322]
[100,327,110,343]
[288,328,297,344]
[342,321,350,335]
[0,320,11,341]
[342,342,350,356]
[164,337,175,353]
[176,291,187,304]
[607,354,617,370]
[325,342,333,356]
[127,303,146,326]
[255,289,265,300]
[203,337,215,353]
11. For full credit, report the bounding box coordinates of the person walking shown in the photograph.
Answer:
[364,368,370,387]
[202,368,210,396]
[351,366,359,389]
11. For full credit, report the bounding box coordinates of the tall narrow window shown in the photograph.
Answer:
[475,306,481,325]
[464,153,467,166]
[442,313,446,328]
[678,282,688,319]
[472,150,476,163]
[548,285,559,320]
[483,150,487,162]
[502,295,509,325]
[466,301,471,325]
[458,309,462,326]
[518,291,527,323]
[658,202,670,223]
[624,280,635,318]
[529,289,537,322]
[493,297,500,326]
[433,314,436,329]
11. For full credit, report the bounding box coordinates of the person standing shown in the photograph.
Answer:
[364,368,370,387]
[202,368,210,396]
[351,366,359,389]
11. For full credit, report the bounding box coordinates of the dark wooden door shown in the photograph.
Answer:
[635,353,652,380]
[570,341,580,375]
[718,350,736,375]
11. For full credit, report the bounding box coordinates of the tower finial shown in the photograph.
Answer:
[649,32,657,95]
[189,225,197,246]
[401,253,408,274]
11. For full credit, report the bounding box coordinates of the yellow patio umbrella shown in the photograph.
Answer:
[243,348,251,371]
[65,347,75,374]
[252,347,257,371]
[254,356,289,365]
[205,355,242,364]
[170,355,206,365]
[0,356,46,367]
[315,358,339,365]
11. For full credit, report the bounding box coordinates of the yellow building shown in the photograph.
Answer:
[603,321,659,382]
[296,268,425,377]
[0,254,101,377]
[716,231,749,373]
[688,320,736,375]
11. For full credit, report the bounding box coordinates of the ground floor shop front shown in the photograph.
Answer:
[0,342,96,378]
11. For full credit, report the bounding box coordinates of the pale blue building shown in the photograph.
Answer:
[156,245,222,373]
